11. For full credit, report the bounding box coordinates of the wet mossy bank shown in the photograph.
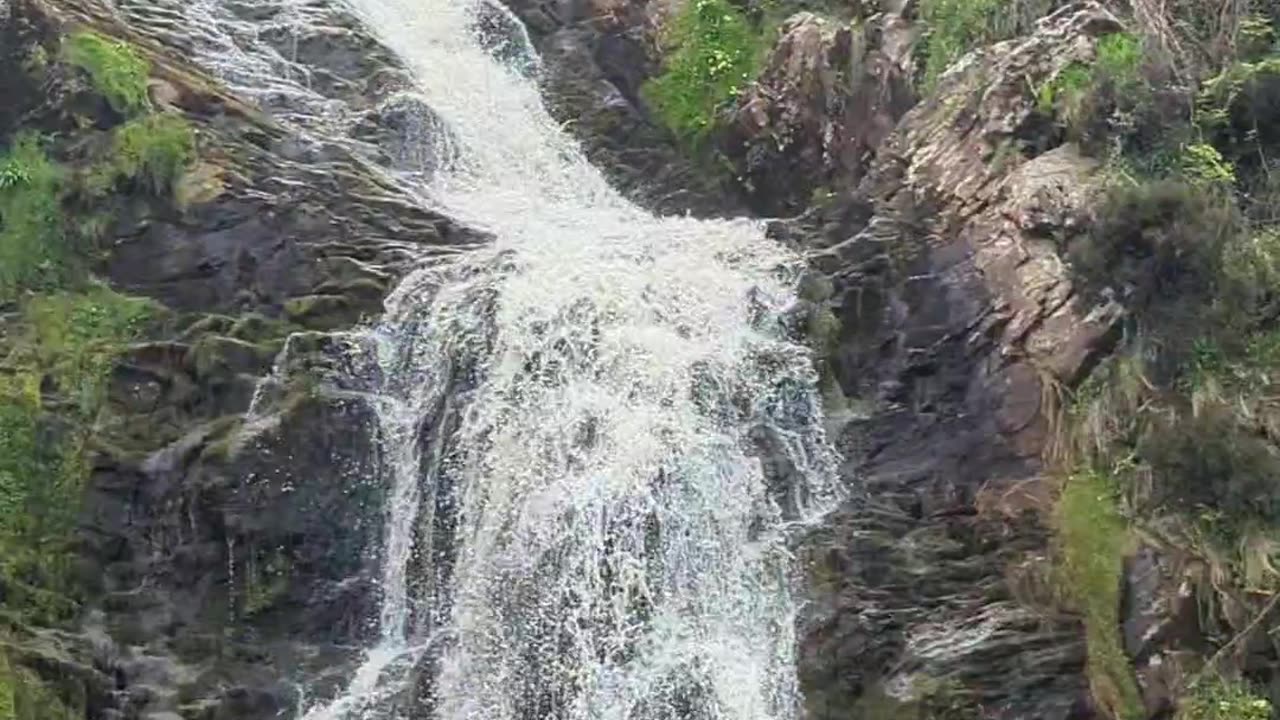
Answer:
[0,0,483,715]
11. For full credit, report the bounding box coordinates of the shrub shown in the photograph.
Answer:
[1068,180,1239,349]
[1096,32,1142,81]
[1197,55,1280,173]
[62,31,151,116]
[1139,409,1280,531]
[1180,143,1237,185]
[0,133,71,301]
[644,0,763,143]
[1036,63,1092,125]
[88,114,195,197]
[1055,471,1144,720]
[1178,678,1272,720]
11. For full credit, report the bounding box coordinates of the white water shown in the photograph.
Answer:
[111,0,844,714]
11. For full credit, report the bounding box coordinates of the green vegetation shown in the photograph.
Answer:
[87,114,195,197]
[242,547,292,617]
[0,648,80,720]
[1197,55,1280,178]
[918,0,1003,89]
[1177,678,1272,720]
[643,0,764,143]
[62,31,150,116]
[0,288,153,624]
[1037,32,1143,140]
[916,0,1054,90]
[1054,471,1143,720]
[1096,32,1142,79]
[1180,143,1236,184]
[0,134,71,301]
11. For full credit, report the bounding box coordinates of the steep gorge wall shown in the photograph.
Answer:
[0,0,482,716]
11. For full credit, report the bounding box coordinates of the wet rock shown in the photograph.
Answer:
[721,10,915,215]
[791,4,1128,718]
[352,93,459,176]
[1120,544,1207,717]
[497,0,743,215]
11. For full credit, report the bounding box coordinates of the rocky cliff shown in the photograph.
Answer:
[2,0,1280,717]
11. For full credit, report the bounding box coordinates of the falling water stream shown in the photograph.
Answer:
[111,0,844,714]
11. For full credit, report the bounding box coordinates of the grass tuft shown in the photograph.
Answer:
[1178,678,1272,720]
[87,114,195,197]
[1055,470,1144,720]
[643,0,763,144]
[63,31,151,116]
[0,133,71,301]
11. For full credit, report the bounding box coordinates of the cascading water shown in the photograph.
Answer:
[113,0,844,713]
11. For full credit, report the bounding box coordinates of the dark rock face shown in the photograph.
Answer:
[496,0,743,215]
[721,10,915,216]
[779,5,1133,717]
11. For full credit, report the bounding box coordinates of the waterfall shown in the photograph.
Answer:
[115,0,843,713]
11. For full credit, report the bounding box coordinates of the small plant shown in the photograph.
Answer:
[0,162,31,190]
[1037,33,1143,139]
[1096,32,1142,82]
[88,114,195,196]
[643,0,763,143]
[62,31,150,116]
[0,133,71,300]
[22,287,154,414]
[1037,63,1092,119]
[918,0,1006,90]
[1181,143,1236,185]
[1196,55,1280,169]
[1055,470,1144,720]
[1178,678,1272,720]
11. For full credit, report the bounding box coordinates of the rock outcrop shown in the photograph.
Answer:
[721,8,916,215]
[775,4,1130,716]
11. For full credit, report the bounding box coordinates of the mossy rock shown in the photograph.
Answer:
[0,648,80,720]
[283,294,364,331]
[186,335,278,383]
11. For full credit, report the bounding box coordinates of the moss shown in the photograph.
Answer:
[643,0,764,144]
[189,335,276,381]
[242,547,291,617]
[0,133,71,301]
[1177,678,1272,720]
[0,650,79,720]
[62,32,150,117]
[850,677,980,720]
[21,287,154,415]
[0,287,153,622]
[87,114,195,197]
[283,294,361,331]
[1054,471,1144,720]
